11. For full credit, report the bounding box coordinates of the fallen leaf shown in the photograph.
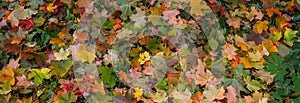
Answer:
[134,88,143,101]
[266,8,282,17]
[16,75,34,89]
[222,43,238,60]
[54,48,70,61]
[225,86,238,103]
[284,28,298,46]
[6,58,20,69]
[203,86,225,101]
[226,17,241,28]
[0,68,15,85]
[253,20,269,34]
[75,31,89,42]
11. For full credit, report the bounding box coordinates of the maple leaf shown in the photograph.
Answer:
[226,17,241,28]
[240,57,254,69]
[118,70,128,81]
[54,48,69,61]
[16,75,34,89]
[222,43,238,60]
[248,51,263,62]
[148,15,161,26]
[190,0,210,17]
[170,89,192,102]
[225,86,238,103]
[253,20,269,34]
[130,8,146,27]
[255,70,275,84]
[138,51,151,64]
[76,49,96,63]
[246,7,264,21]
[19,18,34,30]
[0,68,15,85]
[49,59,74,77]
[28,68,51,86]
[203,86,225,101]
[262,39,278,53]
[129,68,142,79]
[134,88,143,101]
[270,31,282,42]
[276,17,291,29]
[10,37,23,44]
[49,38,65,47]
[162,9,179,24]
[0,20,7,29]
[7,6,37,26]
[266,8,282,17]
[284,28,298,46]
[6,58,20,69]
[75,31,89,42]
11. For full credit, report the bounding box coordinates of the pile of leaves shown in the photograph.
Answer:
[0,0,300,103]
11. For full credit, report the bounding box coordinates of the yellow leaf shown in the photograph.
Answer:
[76,49,96,63]
[47,3,57,13]
[249,51,263,62]
[49,38,65,47]
[134,88,143,101]
[190,0,209,17]
[0,68,15,85]
[253,20,269,34]
[54,48,70,60]
[138,51,150,64]
[262,39,278,53]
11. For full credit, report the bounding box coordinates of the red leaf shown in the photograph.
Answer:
[19,18,34,30]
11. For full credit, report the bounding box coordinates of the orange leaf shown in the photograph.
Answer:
[240,57,253,69]
[75,31,89,42]
[266,8,282,17]
[253,20,269,34]
[10,37,23,44]
[118,70,128,81]
[226,17,241,29]
[276,17,291,29]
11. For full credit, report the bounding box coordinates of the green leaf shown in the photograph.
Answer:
[120,5,133,20]
[284,28,298,46]
[146,37,161,51]
[156,79,169,90]
[57,92,77,103]
[168,28,177,36]
[102,21,115,30]
[99,66,117,88]
[208,38,219,51]
[28,68,51,86]
[26,0,44,9]
[49,59,74,77]
[270,31,282,42]
[148,15,161,26]
[244,76,266,91]
[222,78,248,94]
[0,81,11,94]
